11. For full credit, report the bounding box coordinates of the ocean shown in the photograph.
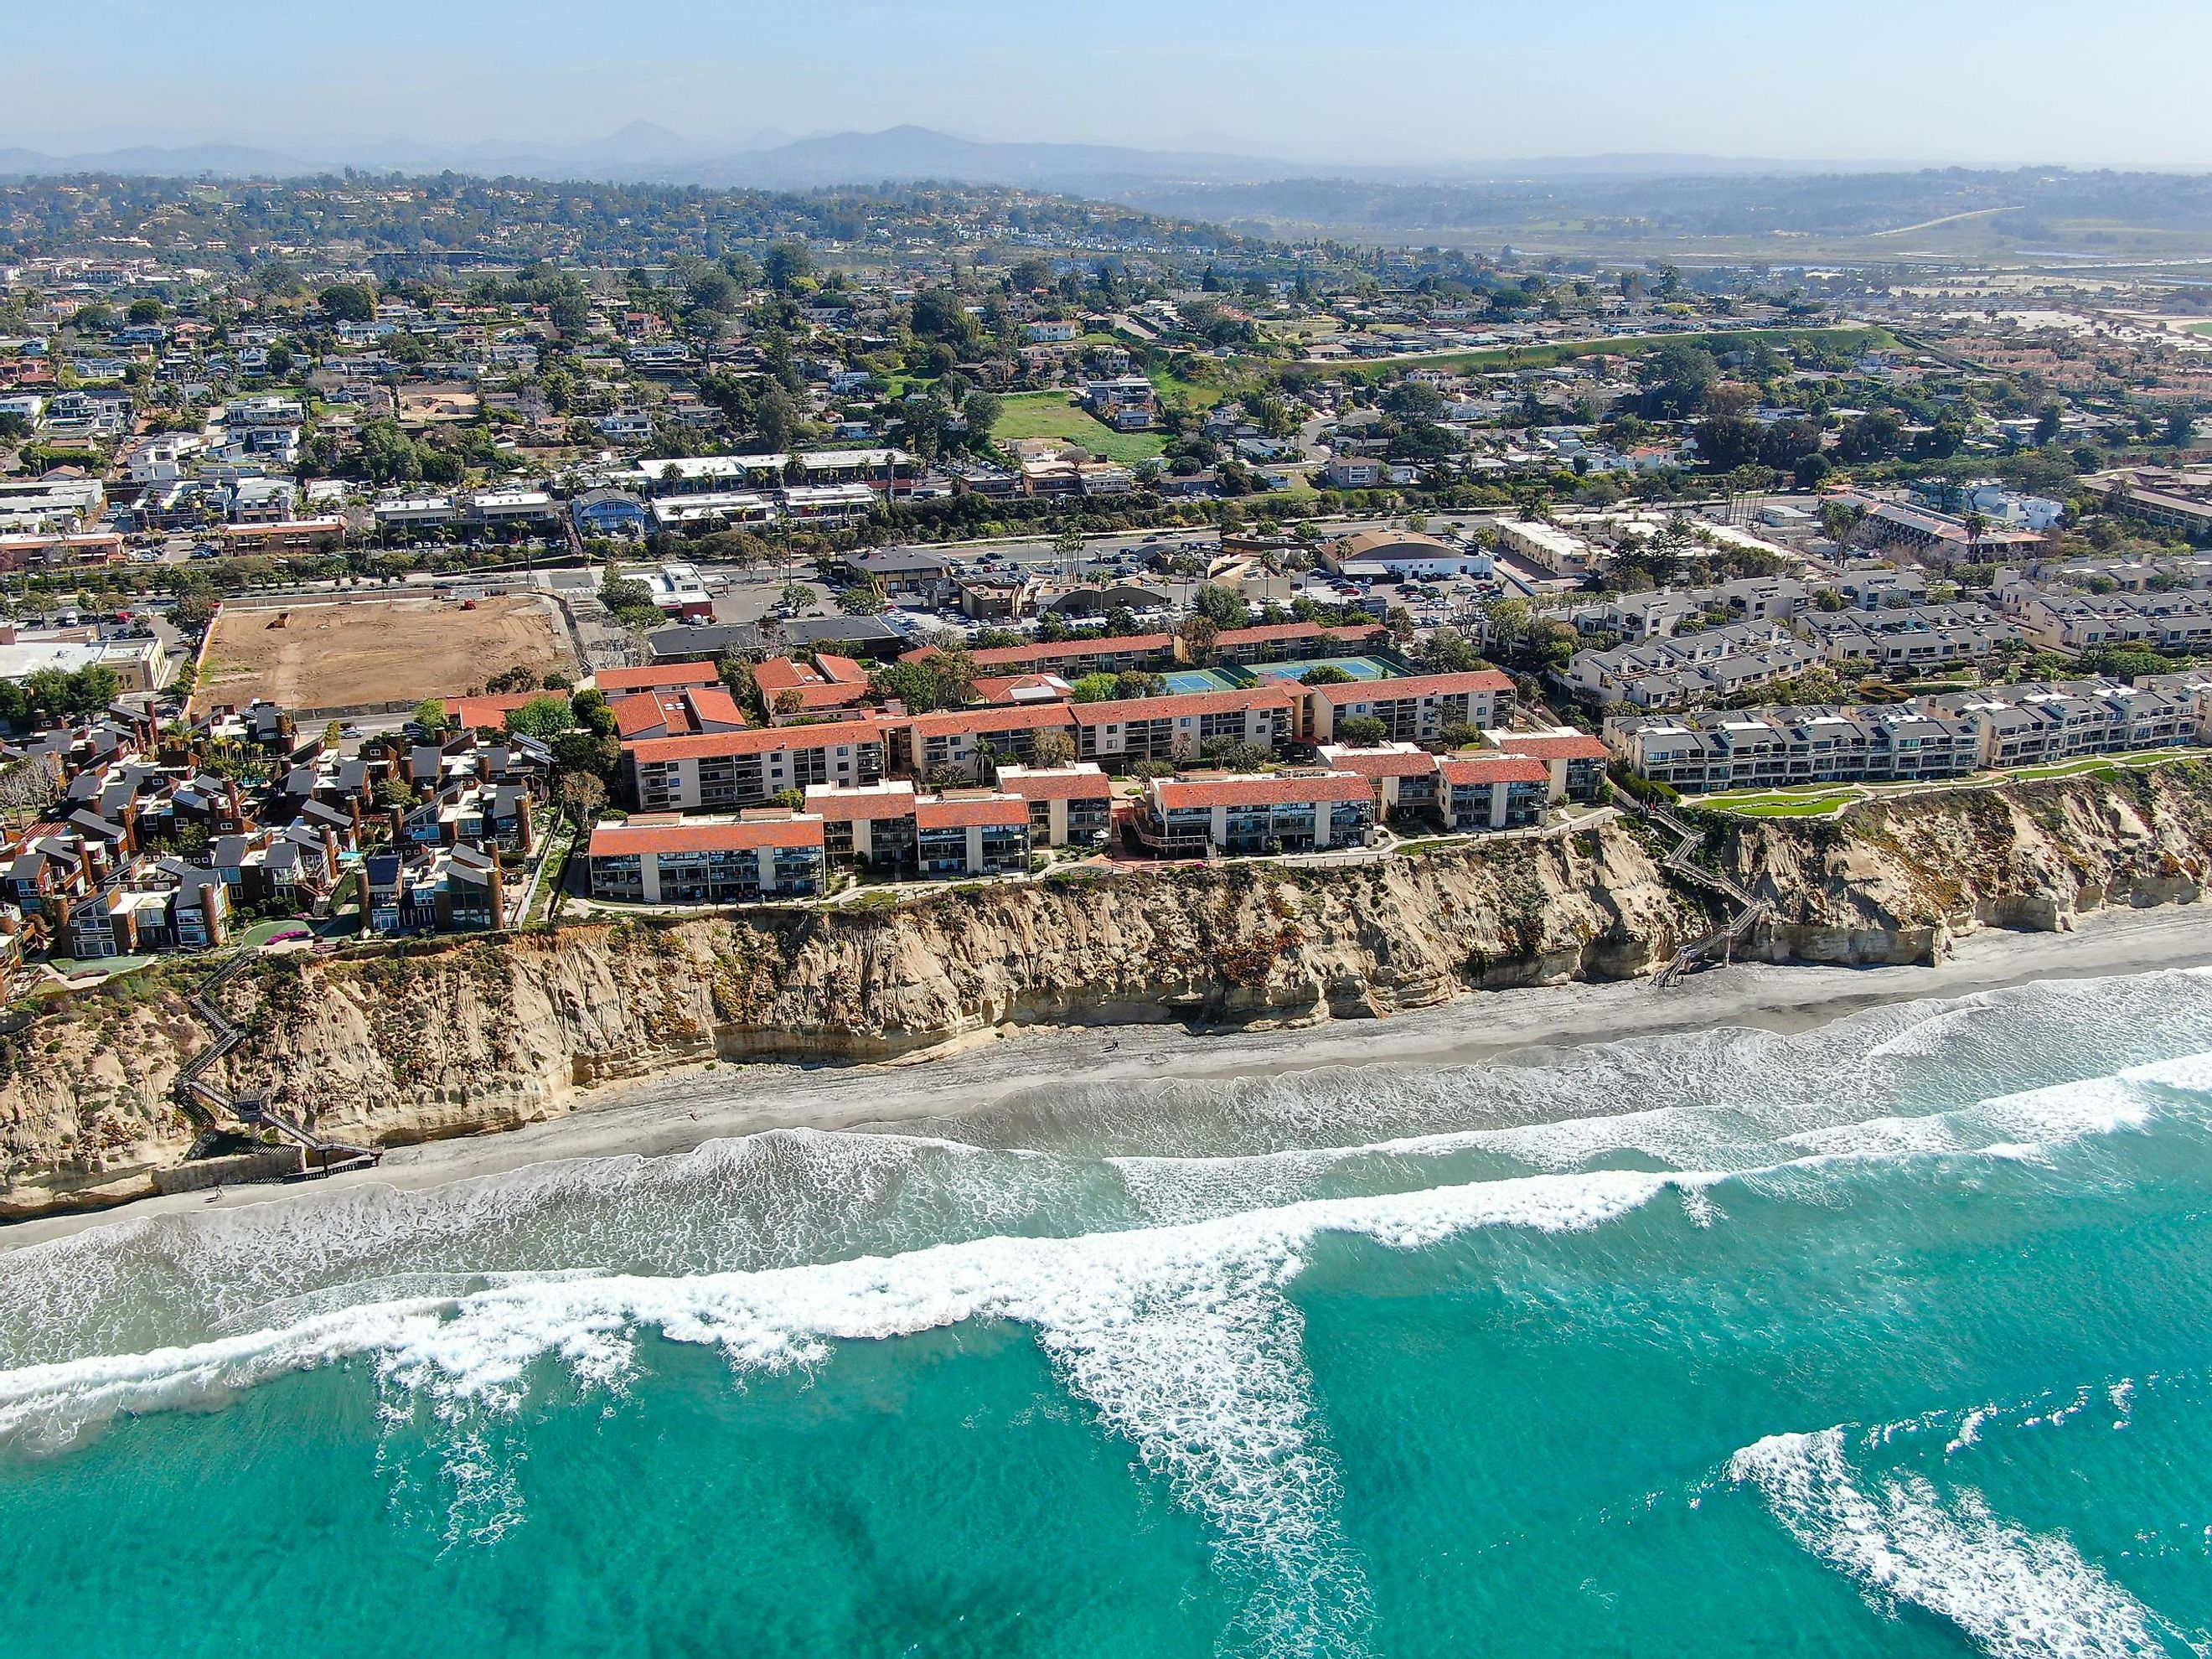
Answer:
[4,966,2212,1657]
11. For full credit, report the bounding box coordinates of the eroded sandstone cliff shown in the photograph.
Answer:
[4,764,2208,1217]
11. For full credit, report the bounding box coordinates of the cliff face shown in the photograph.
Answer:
[5,765,2209,1218]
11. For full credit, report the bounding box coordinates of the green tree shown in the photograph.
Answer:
[1191,582,1252,628]
[411,698,452,737]
[504,695,576,740]
[318,282,377,323]
[963,390,1003,445]
[764,242,816,292]
[556,770,607,825]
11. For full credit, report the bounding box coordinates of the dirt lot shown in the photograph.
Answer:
[194,596,576,715]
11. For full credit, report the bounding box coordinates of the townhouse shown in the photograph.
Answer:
[2006,590,2212,656]
[1563,622,1820,709]
[1800,603,2024,672]
[1606,705,1981,793]
[1920,680,2195,767]
[363,843,505,933]
[1606,678,2197,793]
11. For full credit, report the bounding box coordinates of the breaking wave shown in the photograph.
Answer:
[1732,1425,2202,1658]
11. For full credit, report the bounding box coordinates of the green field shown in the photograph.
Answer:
[995,393,1166,463]
[1320,325,1899,377]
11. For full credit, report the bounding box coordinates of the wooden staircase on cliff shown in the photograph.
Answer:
[173,951,381,1178]
[1640,806,1770,989]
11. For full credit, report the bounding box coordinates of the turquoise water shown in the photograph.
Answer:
[8,969,2212,1656]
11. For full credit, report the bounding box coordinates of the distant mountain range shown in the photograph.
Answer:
[0,123,1913,194]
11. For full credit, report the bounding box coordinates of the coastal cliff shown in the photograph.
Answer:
[6,763,2210,1217]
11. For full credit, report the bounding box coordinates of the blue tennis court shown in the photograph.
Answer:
[1160,667,1247,693]
[1248,655,1402,684]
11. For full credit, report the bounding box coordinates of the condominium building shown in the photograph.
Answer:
[1135,772,1375,856]
[624,720,888,811]
[586,814,826,903]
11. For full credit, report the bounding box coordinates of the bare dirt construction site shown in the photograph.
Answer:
[194,596,577,715]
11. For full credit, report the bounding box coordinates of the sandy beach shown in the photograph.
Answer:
[8,903,2210,1248]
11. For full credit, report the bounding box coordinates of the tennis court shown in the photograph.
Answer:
[1160,667,1248,693]
[1248,655,1403,684]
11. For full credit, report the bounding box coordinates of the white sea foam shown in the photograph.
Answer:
[1732,1426,2184,1657]
[0,1168,1672,1657]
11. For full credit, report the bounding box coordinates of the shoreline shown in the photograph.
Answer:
[8,903,2210,1249]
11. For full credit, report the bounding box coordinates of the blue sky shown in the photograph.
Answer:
[8,0,2209,168]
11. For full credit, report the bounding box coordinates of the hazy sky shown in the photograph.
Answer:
[8,0,2209,168]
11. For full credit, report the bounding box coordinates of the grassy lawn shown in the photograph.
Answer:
[1698,748,2202,814]
[1151,368,1225,411]
[2007,748,2199,783]
[995,392,1166,464]
[1727,796,1859,818]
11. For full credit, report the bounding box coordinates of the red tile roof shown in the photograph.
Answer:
[1152,772,1372,809]
[915,795,1031,829]
[804,783,918,822]
[969,673,1073,705]
[997,767,1114,802]
[686,687,751,728]
[752,658,814,695]
[626,718,888,763]
[612,693,675,739]
[814,653,869,685]
[1320,747,1442,779]
[1071,686,1296,726]
[1212,621,1388,648]
[588,817,825,856]
[1308,669,1515,705]
[447,692,543,730]
[597,663,721,693]
[908,703,1079,737]
[1438,754,1551,786]
[902,633,1174,669]
[612,687,753,739]
[1492,731,1608,761]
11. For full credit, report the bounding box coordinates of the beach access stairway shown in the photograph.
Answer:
[174,950,380,1177]
[1640,805,1770,988]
